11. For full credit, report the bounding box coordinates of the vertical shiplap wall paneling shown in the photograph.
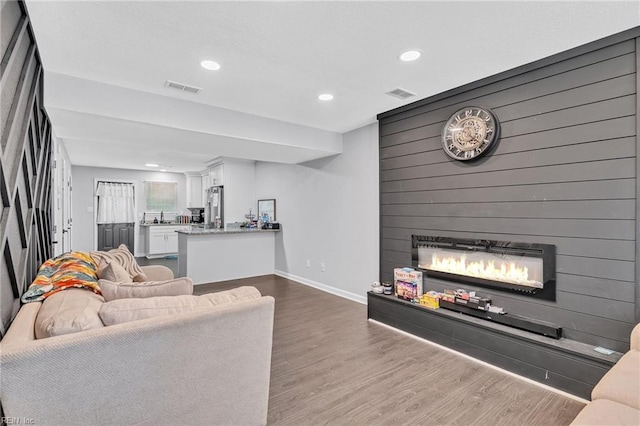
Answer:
[0,0,52,337]
[378,29,639,353]
[635,36,640,325]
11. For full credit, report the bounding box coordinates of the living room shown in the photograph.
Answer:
[1,1,639,425]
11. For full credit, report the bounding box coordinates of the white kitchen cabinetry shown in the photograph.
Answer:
[201,172,211,207]
[146,226,189,258]
[209,164,224,186]
[185,173,203,208]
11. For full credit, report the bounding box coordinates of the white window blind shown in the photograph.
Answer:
[144,181,177,211]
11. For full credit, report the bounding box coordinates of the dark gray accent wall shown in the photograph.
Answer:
[1,0,52,337]
[378,29,640,353]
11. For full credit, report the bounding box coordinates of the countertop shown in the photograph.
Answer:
[140,223,193,227]
[177,227,280,235]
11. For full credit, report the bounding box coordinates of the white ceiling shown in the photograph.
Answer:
[25,1,640,172]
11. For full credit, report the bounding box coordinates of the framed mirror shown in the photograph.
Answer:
[258,199,276,223]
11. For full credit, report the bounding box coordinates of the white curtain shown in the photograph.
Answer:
[96,182,136,224]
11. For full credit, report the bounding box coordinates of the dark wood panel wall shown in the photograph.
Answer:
[0,0,52,337]
[377,28,640,353]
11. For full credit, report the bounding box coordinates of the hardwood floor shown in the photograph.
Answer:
[195,275,585,425]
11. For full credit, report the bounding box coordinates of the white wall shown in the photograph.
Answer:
[221,159,255,225]
[71,166,187,256]
[254,123,379,303]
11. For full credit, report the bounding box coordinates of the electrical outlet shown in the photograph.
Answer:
[320,262,326,272]
[306,259,311,268]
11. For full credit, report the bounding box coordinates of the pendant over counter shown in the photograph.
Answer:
[441,106,500,161]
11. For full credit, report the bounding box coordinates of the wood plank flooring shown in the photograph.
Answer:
[195,275,585,425]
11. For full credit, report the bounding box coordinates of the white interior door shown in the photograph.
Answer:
[52,137,73,256]
[62,158,72,252]
[53,142,63,256]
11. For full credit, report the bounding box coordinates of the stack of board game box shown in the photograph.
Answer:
[394,267,423,301]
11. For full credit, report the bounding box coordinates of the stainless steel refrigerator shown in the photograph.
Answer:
[205,186,224,226]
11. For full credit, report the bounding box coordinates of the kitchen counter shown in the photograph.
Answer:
[140,223,194,227]
[177,227,280,235]
[177,227,279,284]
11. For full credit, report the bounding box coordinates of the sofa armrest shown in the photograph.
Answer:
[140,264,174,281]
[2,302,41,347]
[630,323,640,351]
[0,296,274,426]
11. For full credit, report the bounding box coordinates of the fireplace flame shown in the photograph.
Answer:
[422,253,542,287]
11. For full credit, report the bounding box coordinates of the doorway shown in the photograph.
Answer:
[52,140,73,256]
[94,180,136,252]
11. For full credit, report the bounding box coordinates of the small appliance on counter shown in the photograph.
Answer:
[188,207,205,223]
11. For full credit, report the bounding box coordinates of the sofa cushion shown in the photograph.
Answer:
[570,399,640,425]
[35,289,105,338]
[99,286,261,325]
[99,277,194,302]
[591,350,640,409]
[97,259,132,283]
[90,244,147,281]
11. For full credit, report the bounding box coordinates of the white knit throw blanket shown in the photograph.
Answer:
[90,244,146,280]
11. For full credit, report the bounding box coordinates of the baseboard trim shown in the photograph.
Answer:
[369,319,590,404]
[274,270,366,305]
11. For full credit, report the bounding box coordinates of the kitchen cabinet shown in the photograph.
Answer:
[185,173,203,208]
[145,226,189,257]
[201,172,211,207]
[209,164,224,186]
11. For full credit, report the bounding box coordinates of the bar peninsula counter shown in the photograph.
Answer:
[177,227,279,284]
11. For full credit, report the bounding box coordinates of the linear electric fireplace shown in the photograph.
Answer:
[412,235,556,301]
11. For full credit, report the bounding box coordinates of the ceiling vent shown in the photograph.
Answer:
[164,80,202,94]
[386,87,416,100]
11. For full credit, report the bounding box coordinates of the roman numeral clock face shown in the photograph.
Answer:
[441,107,500,161]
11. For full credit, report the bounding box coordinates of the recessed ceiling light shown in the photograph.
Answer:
[160,169,167,172]
[200,60,221,71]
[145,163,159,167]
[318,93,334,101]
[399,50,421,62]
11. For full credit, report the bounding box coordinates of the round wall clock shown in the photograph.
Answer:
[441,106,500,161]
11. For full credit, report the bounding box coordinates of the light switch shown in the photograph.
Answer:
[87,206,93,212]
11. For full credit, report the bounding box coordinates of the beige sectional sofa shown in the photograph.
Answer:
[571,323,640,425]
[0,262,275,425]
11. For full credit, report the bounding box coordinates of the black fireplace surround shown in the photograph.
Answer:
[412,235,556,301]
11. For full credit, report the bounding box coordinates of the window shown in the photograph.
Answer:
[144,181,177,211]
